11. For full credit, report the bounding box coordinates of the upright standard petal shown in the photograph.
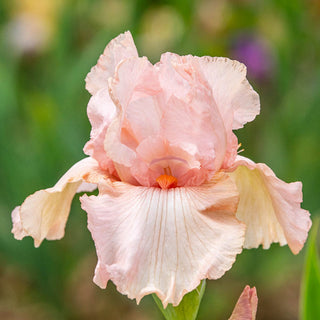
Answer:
[85,31,138,95]
[157,53,227,172]
[81,173,245,307]
[11,157,103,247]
[229,286,258,320]
[197,56,260,130]
[104,56,162,184]
[229,156,311,254]
[83,88,117,172]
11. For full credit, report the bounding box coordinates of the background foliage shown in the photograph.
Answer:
[0,0,319,319]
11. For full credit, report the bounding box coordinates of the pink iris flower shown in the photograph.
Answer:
[12,31,311,307]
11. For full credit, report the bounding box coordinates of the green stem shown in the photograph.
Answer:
[152,280,206,320]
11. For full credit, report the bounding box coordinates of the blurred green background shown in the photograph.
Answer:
[0,0,319,319]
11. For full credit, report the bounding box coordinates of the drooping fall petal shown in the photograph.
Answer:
[229,285,258,320]
[229,155,312,254]
[80,173,245,307]
[11,158,102,247]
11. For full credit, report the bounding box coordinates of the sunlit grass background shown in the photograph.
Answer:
[0,0,319,319]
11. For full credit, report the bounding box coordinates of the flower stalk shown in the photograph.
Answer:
[153,280,206,320]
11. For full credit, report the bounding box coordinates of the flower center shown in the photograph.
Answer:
[156,174,178,189]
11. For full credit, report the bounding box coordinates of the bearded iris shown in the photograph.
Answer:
[12,31,311,307]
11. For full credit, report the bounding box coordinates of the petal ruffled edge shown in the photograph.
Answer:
[11,157,105,247]
[228,155,312,254]
[80,172,245,307]
[85,31,138,95]
[229,286,258,320]
[11,206,27,240]
[157,53,228,173]
[197,56,260,130]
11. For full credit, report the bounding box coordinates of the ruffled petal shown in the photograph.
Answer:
[85,31,138,95]
[80,173,245,307]
[11,157,103,247]
[108,56,161,141]
[11,206,27,240]
[157,53,227,172]
[161,95,226,173]
[104,56,162,184]
[229,156,312,254]
[83,88,117,172]
[103,117,138,185]
[229,286,258,320]
[197,56,260,130]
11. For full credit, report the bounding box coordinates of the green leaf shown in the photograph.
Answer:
[152,280,206,320]
[300,218,320,320]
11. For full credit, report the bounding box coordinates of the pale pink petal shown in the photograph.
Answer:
[161,95,226,173]
[104,118,136,167]
[157,53,227,172]
[11,158,103,247]
[83,88,117,172]
[85,31,138,95]
[131,136,207,187]
[122,95,161,142]
[108,56,161,141]
[229,156,312,254]
[221,131,239,169]
[156,53,196,103]
[80,173,245,307]
[131,136,176,187]
[104,117,138,185]
[76,182,97,193]
[229,286,258,320]
[197,56,260,130]
[11,206,27,240]
[104,57,162,184]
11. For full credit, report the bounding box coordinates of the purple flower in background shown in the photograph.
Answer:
[230,33,274,81]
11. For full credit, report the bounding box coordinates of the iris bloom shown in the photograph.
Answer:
[12,31,311,307]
